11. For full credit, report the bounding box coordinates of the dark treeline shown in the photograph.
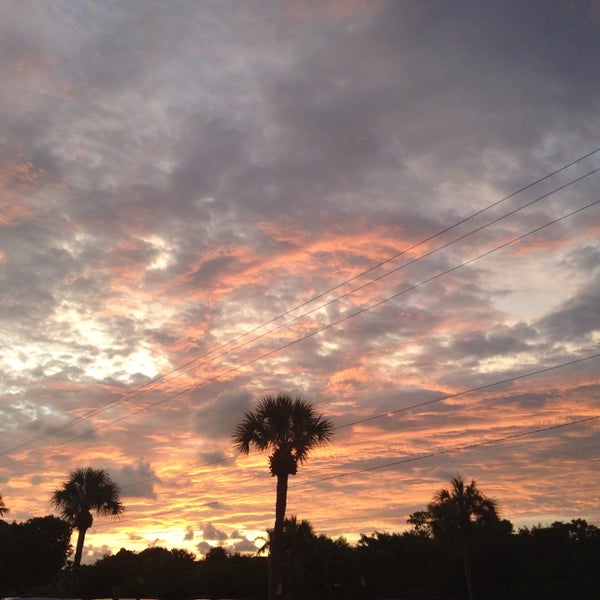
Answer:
[1,513,599,599]
[0,515,71,593]
[3,399,597,599]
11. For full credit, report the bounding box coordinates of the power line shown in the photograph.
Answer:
[141,165,600,399]
[336,352,600,430]
[98,350,600,502]
[17,350,600,533]
[3,193,599,471]
[8,349,599,539]
[291,416,600,488]
[91,411,600,532]
[3,149,597,458]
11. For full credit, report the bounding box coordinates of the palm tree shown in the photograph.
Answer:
[51,467,124,570]
[233,394,333,600]
[0,494,7,518]
[428,476,499,600]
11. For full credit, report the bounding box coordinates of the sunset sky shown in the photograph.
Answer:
[1,0,599,564]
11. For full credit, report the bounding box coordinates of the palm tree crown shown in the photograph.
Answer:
[233,394,334,477]
[428,476,498,538]
[51,467,124,569]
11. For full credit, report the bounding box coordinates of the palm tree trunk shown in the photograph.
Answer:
[463,534,476,600]
[269,472,289,600]
[73,526,87,571]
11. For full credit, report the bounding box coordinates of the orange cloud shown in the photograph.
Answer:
[0,156,47,224]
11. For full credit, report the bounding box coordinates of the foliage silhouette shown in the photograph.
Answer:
[2,469,598,600]
[73,546,197,600]
[508,519,600,600]
[257,516,356,599]
[427,476,499,600]
[0,494,7,518]
[406,509,432,538]
[0,515,72,595]
[10,516,600,599]
[233,394,333,600]
[50,466,124,570]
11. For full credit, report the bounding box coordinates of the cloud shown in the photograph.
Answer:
[0,0,599,554]
[537,276,600,340]
[444,324,538,362]
[201,522,228,542]
[81,544,112,565]
[112,460,158,499]
[197,448,229,465]
[192,390,253,440]
[563,245,600,273]
[232,537,259,554]
[194,541,210,556]
[204,501,229,512]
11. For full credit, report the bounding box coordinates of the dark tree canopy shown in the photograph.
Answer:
[0,515,72,595]
[427,476,500,600]
[2,516,599,600]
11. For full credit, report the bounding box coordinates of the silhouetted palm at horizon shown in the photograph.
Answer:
[233,394,333,600]
[428,476,499,600]
[50,466,124,570]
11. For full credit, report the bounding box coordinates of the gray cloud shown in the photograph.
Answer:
[112,460,158,499]
[204,501,229,512]
[445,325,537,362]
[232,537,258,554]
[197,448,229,465]
[196,540,213,556]
[193,390,253,440]
[537,276,600,340]
[201,522,228,542]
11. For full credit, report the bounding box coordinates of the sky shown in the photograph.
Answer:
[1,0,599,564]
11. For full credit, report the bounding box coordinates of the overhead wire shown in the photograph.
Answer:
[292,416,600,488]
[90,409,600,532]
[3,168,598,465]
[3,191,599,473]
[2,148,598,458]
[3,151,599,539]
[71,350,598,501]
[87,349,600,522]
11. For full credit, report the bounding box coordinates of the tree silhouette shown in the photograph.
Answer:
[233,394,333,600]
[0,515,72,594]
[406,510,432,538]
[50,467,124,570]
[0,495,7,518]
[428,476,499,600]
[256,516,318,598]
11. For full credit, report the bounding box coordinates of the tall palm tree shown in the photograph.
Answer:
[428,476,499,600]
[233,394,333,600]
[51,467,124,570]
[0,494,7,518]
